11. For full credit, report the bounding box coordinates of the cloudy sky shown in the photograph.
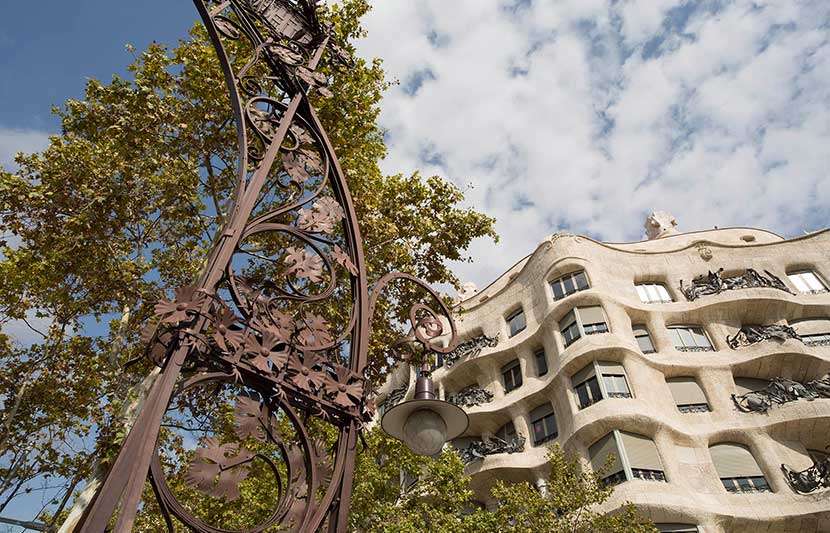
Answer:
[1,0,828,291]
[356,0,830,288]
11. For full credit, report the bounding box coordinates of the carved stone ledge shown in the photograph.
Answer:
[447,387,494,407]
[680,268,792,301]
[727,324,801,349]
[444,333,500,367]
[458,435,526,465]
[732,376,830,413]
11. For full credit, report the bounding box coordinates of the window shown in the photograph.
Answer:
[529,402,558,445]
[494,421,517,443]
[572,361,631,408]
[709,443,770,493]
[534,348,548,376]
[573,364,603,409]
[635,283,673,303]
[633,325,655,353]
[791,318,830,346]
[600,361,632,399]
[550,270,589,300]
[787,270,828,294]
[506,308,526,337]
[560,306,608,348]
[589,431,666,487]
[666,377,709,413]
[668,326,713,352]
[502,359,522,393]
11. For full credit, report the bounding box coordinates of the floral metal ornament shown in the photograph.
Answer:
[74,1,458,531]
[680,268,792,301]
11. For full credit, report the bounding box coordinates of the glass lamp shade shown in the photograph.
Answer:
[381,399,469,456]
[403,409,447,456]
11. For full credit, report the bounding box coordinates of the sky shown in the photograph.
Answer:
[1,1,828,293]
[0,0,827,528]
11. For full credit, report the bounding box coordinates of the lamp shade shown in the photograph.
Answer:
[381,398,469,456]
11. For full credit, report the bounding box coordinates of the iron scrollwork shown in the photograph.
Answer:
[75,1,458,531]
[727,324,801,349]
[680,268,792,301]
[457,435,526,465]
[732,376,830,413]
[444,333,500,367]
[782,455,830,494]
[447,387,494,408]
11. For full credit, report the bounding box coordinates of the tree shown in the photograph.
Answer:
[480,445,656,532]
[347,434,655,533]
[0,0,496,526]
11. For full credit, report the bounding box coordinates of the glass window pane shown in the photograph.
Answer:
[588,377,603,401]
[535,350,548,376]
[646,284,660,302]
[513,367,523,389]
[636,333,655,353]
[678,328,694,347]
[616,376,629,394]
[691,328,710,348]
[563,276,575,295]
[577,383,591,408]
[575,271,589,290]
[552,280,565,300]
[656,285,671,301]
[636,285,649,302]
[668,328,683,347]
[509,310,526,336]
[804,272,826,291]
[789,273,811,293]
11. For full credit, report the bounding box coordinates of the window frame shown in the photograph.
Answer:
[560,306,609,348]
[787,270,829,294]
[572,360,632,409]
[533,348,548,377]
[501,359,523,393]
[589,430,666,487]
[506,307,527,337]
[549,270,590,301]
[668,325,713,352]
[529,402,558,446]
[494,420,517,443]
[633,324,656,353]
[635,282,674,304]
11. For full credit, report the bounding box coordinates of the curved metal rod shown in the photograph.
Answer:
[368,271,459,356]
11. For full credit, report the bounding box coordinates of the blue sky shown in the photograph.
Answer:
[0,1,195,132]
[1,1,829,292]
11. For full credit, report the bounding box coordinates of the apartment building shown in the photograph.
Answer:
[376,213,830,532]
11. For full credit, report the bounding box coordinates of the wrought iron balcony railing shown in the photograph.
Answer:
[732,376,830,413]
[447,386,494,408]
[680,268,792,301]
[457,435,526,465]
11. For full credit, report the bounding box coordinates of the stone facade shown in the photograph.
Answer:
[376,223,830,532]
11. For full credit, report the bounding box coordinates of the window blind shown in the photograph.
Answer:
[667,377,707,405]
[619,431,663,471]
[709,443,763,477]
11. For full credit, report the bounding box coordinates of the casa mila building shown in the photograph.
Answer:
[376,212,830,533]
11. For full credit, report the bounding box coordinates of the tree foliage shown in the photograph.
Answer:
[0,0,495,524]
[347,432,655,533]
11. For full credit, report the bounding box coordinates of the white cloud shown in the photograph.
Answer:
[354,0,830,289]
[0,127,51,172]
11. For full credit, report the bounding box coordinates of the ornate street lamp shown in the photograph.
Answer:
[70,1,463,532]
[381,362,469,456]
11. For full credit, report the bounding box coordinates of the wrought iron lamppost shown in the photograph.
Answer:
[70,1,464,532]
